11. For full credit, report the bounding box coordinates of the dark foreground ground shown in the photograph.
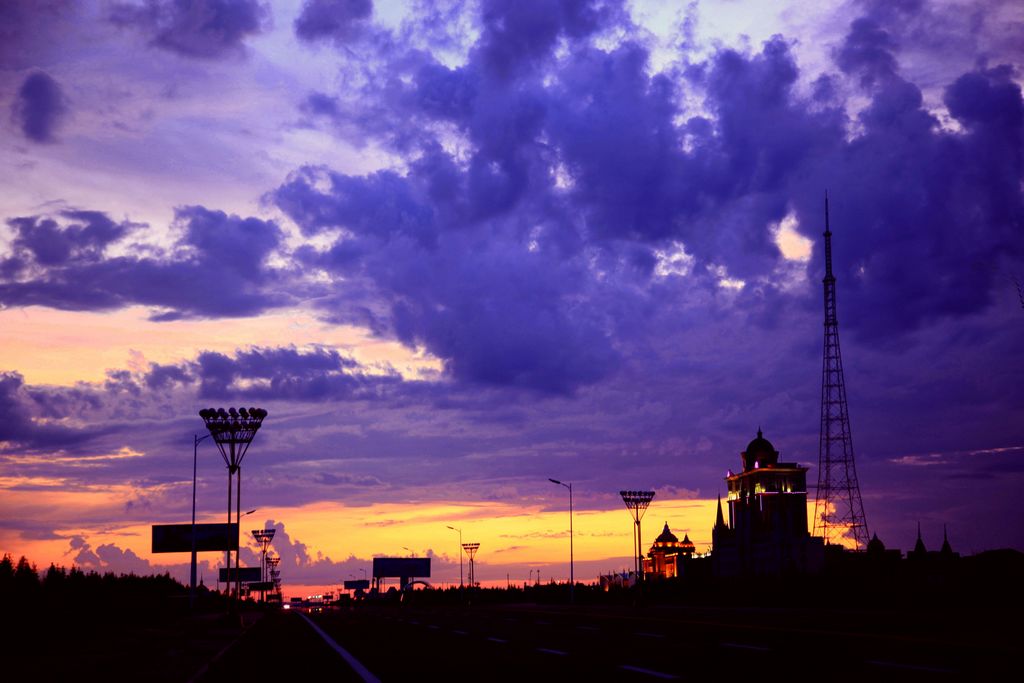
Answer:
[6,600,1017,680]
[215,600,1015,681]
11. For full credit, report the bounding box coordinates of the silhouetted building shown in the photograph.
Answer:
[642,522,695,579]
[712,429,824,576]
[908,523,961,565]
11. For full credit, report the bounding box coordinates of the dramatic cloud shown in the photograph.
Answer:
[0,372,95,451]
[11,71,68,143]
[109,0,270,59]
[0,206,293,320]
[1,1,1023,569]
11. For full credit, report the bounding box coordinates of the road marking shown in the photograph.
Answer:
[427,625,440,630]
[537,648,568,656]
[535,620,551,625]
[298,613,381,683]
[577,625,599,631]
[866,660,955,674]
[453,630,468,635]
[408,620,420,625]
[721,642,769,652]
[635,632,666,639]
[618,665,679,679]
[487,637,509,644]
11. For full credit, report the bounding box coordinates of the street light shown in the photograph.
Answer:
[191,433,211,610]
[199,406,267,607]
[620,490,655,582]
[549,478,574,604]
[447,525,463,588]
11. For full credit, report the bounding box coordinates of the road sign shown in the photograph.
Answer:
[152,523,238,553]
[218,567,262,583]
[344,579,370,590]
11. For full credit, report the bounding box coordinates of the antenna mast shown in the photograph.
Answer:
[813,195,870,549]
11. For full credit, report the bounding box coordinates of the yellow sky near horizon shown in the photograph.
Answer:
[0,305,441,385]
[0,494,723,582]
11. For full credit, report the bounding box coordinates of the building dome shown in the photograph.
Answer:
[654,522,678,545]
[680,534,695,555]
[867,533,885,554]
[742,428,779,470]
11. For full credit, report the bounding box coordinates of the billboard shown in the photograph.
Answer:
[343,579,370,590]
[247,581,275,591]
[152,523,238,553]
[218,567,262,583]
[373,557,431,578]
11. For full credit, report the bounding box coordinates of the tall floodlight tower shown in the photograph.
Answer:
[813,197,869,549]
[200,407,267,605]
[267,555,282,598]
[252,528,275,602]
[462,543,480,587]
[619,490,655,580]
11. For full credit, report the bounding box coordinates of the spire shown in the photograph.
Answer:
[715,493,726,529]
[913,521,927,554]
[941,524,953,555]
[757,426,763,439]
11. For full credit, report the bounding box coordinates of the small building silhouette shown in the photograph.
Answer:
[712,429,824,576]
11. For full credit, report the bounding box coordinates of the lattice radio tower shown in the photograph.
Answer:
[813,195,869,549]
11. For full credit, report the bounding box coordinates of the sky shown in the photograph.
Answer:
[0,0,1022,595]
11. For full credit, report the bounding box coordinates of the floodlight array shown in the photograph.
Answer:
[620,490,656,521]
[199,407,267,471]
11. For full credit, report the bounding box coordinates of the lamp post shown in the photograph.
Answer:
[549,478,574,604]
[191,433,211,610]
[620,490,655,582]
[200,407,267,608]
[447,525,463,588]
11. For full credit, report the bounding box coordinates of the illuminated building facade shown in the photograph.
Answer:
[642,523,695,579]
[712,430,824,576]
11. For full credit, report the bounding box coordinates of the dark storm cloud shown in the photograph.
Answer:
[109,0,270,59]
[11,71,68,143]
[0,206,292,320]
[294,0,373,44]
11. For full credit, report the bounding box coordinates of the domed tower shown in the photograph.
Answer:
[742,428,779,471]
[715,428,820,575]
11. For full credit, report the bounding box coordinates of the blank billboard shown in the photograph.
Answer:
[373,557,430,578]
[152,523,238,553]
[218,567,262,583]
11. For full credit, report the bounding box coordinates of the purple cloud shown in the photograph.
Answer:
[294,0,372,45]
[0,206,293,320]
[11,71,67,143]
[109,0,270,59]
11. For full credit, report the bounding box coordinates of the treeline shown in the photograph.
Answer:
[0,553,193,618]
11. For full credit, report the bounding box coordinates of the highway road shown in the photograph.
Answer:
[292,601,1016,680]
